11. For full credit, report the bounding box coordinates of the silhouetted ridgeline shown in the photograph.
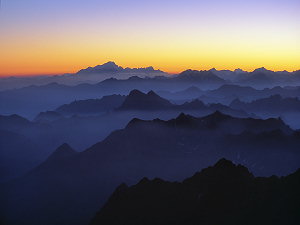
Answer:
[2,64,300,118]
[56,94,126,116]
[90,159,300,225]
[230,95,300,113]
[1,112,300,225]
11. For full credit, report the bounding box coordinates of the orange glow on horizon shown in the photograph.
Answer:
[1,0,299,77]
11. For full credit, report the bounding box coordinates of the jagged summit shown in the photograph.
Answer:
[123,110,292,135]
[184,158,254,185]
[89,158,299,225]
[252,67,271,73]
[118,90,173,110]
[213,158,242,169]
[214,158,236,168]
[234,68,246,73]
[77,62,163,74]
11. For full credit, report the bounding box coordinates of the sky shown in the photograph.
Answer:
[0,0,299,76]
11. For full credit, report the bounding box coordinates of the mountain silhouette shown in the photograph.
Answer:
[34,111,63,122]
[90,159,300,225]
[4,74,300,118]
[126,110,291,134]
[118,90,173,110]
[176,69,226,84]
[158,86,204,101]
[56,94,126,115]
[0,130,42,181]
[116,89,248,117]
[44,143,77,163]
[230,95,300,113]
[2,112,300,225]
[2,67,300,91]
[77,61,163,74]
[0,114,32,132]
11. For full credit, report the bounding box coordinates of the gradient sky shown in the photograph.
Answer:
[0,0,299,76]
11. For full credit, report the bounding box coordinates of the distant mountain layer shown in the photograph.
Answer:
[43,90,248,118]
[2,67,300,118]
[90,158,300,225]
[1,64,300,92]
[117,90,174,110]
[230,95,300,113]
[56,94,126,115]
[77,61,164,74]
[2,112,300,225]
[116,89,249,118]
[0,62,167,91]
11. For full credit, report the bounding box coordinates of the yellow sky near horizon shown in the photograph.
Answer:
[0,0,299,76]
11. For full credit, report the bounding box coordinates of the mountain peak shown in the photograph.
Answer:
[128,89,145,96]
[253,67,272,73]
[119,90,173,110]
[77,62,164,75]
[177,70,226,83]
[46,143,77,162]
[214,158,236,168]
[147,90,158,96]
[102,61,118,66]
[205,110,231,120]
[234,68,246,73]
[77,61,123,74]
[174,113,198,126]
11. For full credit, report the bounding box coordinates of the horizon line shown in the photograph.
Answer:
[0,65,299,78]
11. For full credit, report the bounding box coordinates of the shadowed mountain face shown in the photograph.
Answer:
[175,70,226,84]
[56,94,126,116]
[201,84,300,105]
[118,90,174,110]
[230,95,300,113]
[34,111,64,122]
[1,112,300,225]
[0,130,42,182]
[54,90,248,118]
[44,143,77,162]
[229,95,300,129]
[90,159,300,225]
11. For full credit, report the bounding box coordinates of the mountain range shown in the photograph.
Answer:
[2,74,300,119]
[0,90,250,181]
[1,112,300,225]
[1,62,300,225]
[77,61,164,75]
[230,94,300,114]
[90,158,300,225]
[1,63,300,92]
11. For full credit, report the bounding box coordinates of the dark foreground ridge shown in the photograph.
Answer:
[90,158,300,225]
